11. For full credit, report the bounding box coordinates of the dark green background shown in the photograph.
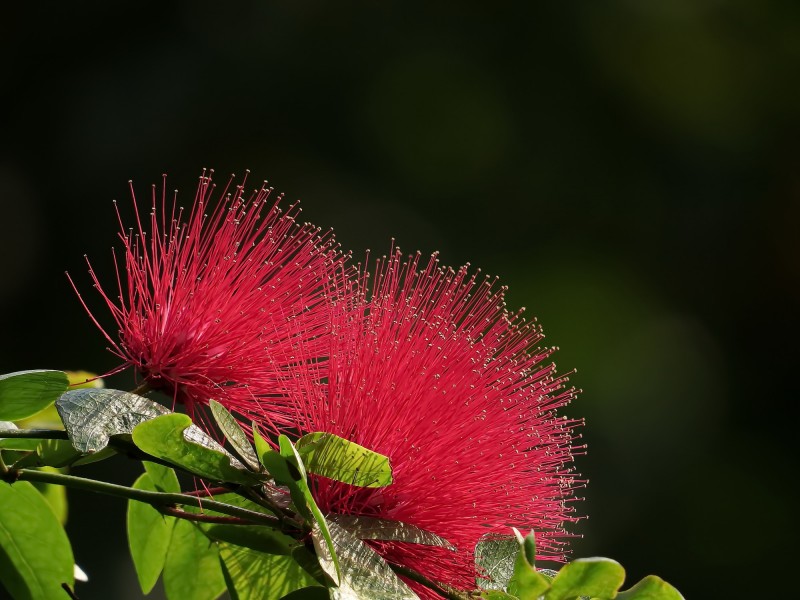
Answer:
[1,2,797,598]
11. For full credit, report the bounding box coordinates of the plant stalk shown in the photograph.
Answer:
[3,468,282,528]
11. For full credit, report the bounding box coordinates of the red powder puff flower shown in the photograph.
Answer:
[69,170,346,434]
[279,249,584,597]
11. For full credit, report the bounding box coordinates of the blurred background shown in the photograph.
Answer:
[1,1,798,598]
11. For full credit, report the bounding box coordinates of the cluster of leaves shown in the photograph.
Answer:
[0,371,685,600]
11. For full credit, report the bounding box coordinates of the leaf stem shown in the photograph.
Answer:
[3,468,282,528]
[157,506,254,525]
[0,429,69,439]
[390,564,469,600]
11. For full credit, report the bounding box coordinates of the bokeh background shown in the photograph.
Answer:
[2,1,798,598]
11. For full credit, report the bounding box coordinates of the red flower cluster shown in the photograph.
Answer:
[70,170,345,434]
[73,171,582,596]
[279,249,582,596]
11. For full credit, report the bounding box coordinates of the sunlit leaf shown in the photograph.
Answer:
[219,542,319,600]
[331,515,454,550]
[475,533,519,590]
[132,413,256,484]
[296,431,392,488]
[0,370,69,422]
[544,558,626,600]
[209,400,260,471]
[280,435,340,584]
[508,530,550,599]
[0,480,74,599]
[127,472,175,594]
[163,520,226,600]
[56,388,171,453]
[616,575,685,600]
[313,520,418,600]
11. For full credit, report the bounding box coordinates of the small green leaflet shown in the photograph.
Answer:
[163,520,226,600]
[544,558,626,600]
[296,431,392,488]
[209,400,260,471]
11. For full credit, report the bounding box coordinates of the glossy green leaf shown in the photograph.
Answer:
[31,467,68,525]
[296,431,392,488]
[0,370,69,421]
[219,543,319,600]
[508,530,550,599]
[163,520,226,600]
[475,534,519,590]
[132,413,255,484]
[544,558,626,600]
[313,520,418,600]
[209,400,260,471]
[331,515,454,549]
[13,439,82,469]
[279,435,340,584]
[616,575,685,600]
[127,473,175,594]
[56,388,170,453]
[0,480,74,600]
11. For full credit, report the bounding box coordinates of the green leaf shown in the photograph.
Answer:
[616,575,685,600]
[296,431,393,488]
[132,413,256,484]
[0,370,69,421]
[508,530,550,599]
[544,558,626,600]
[219,543,319,600]
[12,439,82,469]
[209,400,260,471]
[279,435,340,584]
[475,534,519,590]
[331,515,454,550]
[314,520,418,600]
[31,467,68,525]
[56,388,171,453]
[481,592,518,599]
[127,472,176,594]
[163,520,226,600]
[0,480,74,600]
